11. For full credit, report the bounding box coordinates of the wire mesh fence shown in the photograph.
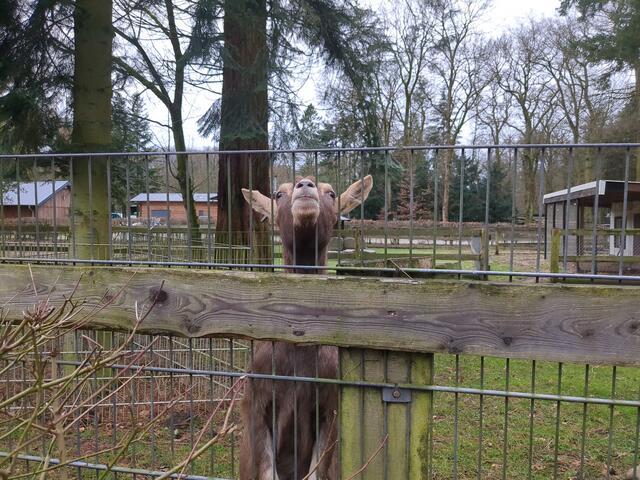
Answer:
[3,329,640,479]
[1,144,639,280]
[2,144,640,479]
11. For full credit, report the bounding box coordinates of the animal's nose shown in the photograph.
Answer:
[296,179,315,189]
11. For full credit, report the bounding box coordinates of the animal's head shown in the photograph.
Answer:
[242,175,373,266]
[242,175,373,231]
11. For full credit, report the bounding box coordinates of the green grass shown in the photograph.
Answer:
[430,355,640,479]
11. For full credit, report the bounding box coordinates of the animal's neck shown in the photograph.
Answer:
[282,226,331,274]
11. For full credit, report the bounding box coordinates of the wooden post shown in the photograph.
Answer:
[550,228,561,276]
[340,348,433,479]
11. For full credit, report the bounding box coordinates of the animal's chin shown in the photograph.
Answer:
[291,200,320,226]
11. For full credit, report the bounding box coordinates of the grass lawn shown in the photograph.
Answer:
[430,354,640,479]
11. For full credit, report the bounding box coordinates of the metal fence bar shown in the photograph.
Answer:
[476,356,485,480]
[165,154,173,262]
[16,158,22,258]
[535,148,545,277]
[552,363,563,480]
[0,452,223,480]
[502,358,510,480]
[7,255,640,282]
[4,142,640,159]
[591,147,602,275]
[50,359,640,407]
[107,156,113,260]
[606,366,617,479]
[562,147,575,273]
[527,360,536,480]
[33,158,39,259]
[509,148,517,281]
[619,147,631,275]
[452,354,460,479]
[579,364,590,477]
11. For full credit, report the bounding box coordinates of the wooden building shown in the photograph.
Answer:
[130,192,218,224]
[544,180,640,272]
[1,181,70,224]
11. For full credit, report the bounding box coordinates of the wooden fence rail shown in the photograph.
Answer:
[1,264,639,366]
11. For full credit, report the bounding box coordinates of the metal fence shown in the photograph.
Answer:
[0,143,638,280]
[2,144,640,479]
[3,331,640,479]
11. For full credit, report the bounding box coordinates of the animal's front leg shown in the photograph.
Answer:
[309,413,338,480]
[239,383,280,480]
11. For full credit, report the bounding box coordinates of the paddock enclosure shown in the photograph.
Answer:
[2,144,640,479]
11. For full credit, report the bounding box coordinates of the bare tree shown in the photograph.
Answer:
[387,0,434,146]
[426,0,492,221]
[476,80,513,166]
[493,21,558,219]
[112,0,223,249]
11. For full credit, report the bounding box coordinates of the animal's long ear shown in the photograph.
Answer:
[241,189,277,221]
[338,175,373,214]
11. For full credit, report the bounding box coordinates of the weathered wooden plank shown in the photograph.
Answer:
[340,349,363,478]
[409,353,432,480]
[1,264,640,365]
[387,352,409,479]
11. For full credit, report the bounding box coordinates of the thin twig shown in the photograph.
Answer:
[344,434,389,480]
[302,411,339,480]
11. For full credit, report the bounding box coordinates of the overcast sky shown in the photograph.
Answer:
[147,0,562,149]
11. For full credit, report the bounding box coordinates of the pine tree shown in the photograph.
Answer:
[110,93,156,214]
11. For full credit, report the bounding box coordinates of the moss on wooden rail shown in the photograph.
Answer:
[1,264,640,365]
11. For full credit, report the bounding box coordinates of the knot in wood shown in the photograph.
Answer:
[149,287,168,304]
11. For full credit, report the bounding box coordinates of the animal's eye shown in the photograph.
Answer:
[276,192,284,200]
[328,191,336,199]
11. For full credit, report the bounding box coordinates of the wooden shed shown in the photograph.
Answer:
[1,181,70,225]
[544,180,640,272]
[130,192,218,225]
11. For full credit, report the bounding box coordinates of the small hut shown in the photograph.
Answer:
[544,180,640,272]
[130,192,218,224]
[1,181,71,224]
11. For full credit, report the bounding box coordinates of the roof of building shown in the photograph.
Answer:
[2,181,70,207]
[130,192,218,203]
[543,180,640,206]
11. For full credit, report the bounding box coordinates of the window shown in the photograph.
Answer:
[151,209,169,218]
[199,209,205,216]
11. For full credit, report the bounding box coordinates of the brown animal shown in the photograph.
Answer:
[239,175,373,480]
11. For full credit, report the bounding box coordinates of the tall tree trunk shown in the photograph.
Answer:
[217,0,271,264]
[634,61,640,180]
[71,0,113,260]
